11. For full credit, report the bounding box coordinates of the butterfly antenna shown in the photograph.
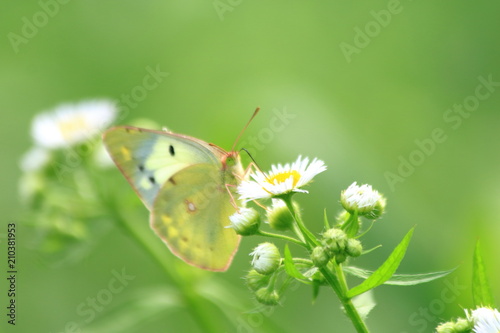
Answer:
[231,107,260,152]
[240,148,264,174]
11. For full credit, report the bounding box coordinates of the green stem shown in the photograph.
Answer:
[279,196,369,332]
[282,196,320,249]
[322,263,370,333]
[256,230,304,246]
[110,206,219,333]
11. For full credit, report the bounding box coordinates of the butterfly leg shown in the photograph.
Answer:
[224,183,241,212]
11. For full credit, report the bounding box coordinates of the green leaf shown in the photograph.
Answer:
[312,280,320,304]
[472,240,495,307]
[344,266,455,286]
[324,209,330,229]
[283,244,308,280]
[347,227,414,298]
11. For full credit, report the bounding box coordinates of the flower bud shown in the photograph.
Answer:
[335,253,347,264]
[267,199,297,231]
[311,246,330,267]
[363,196,386,220]
[228,208,261,236]
[435,318,472,333]
[250,242,281,275]
[255,287,280,306]
[322,228,347,256]
[345,238,363,257]
[340,182,384,217]
[245,269,271,291]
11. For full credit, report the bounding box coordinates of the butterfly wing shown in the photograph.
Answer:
[102,126,221,210]
[151,163,241,271]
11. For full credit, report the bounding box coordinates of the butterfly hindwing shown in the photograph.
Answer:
[103,126,221,210]
[151,163,241,271]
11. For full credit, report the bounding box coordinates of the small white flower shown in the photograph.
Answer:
[19,147,51,172]
[469,307,500,333]
[31,99,117,149]
[341,182,382,214]
[228,208,260,235]
[250,242,281,275]
[238,156,326,202]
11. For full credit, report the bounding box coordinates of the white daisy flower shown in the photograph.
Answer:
[19,147,51,172]
[31,99,117,149]
[238,156,326,202]
[250,242,281,275]
[340,182,383,216]
[469,307,500,333]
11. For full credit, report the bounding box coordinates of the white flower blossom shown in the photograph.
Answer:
[469,307,500,333]
[238,156,326,202]
[31,99,117,149]
[341,182,382,214]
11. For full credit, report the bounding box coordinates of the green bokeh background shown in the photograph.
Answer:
[1,1,500,332]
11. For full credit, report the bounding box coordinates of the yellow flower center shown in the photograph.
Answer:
[266,170,301,187]
[58,115,88,142]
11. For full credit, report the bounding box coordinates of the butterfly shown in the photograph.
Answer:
[102,123,250,271]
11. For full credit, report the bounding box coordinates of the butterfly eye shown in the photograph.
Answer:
[169,145,175,156]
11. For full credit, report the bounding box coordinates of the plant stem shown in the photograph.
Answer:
[256,230,304,246]
[280,196,369,332]
[320,265,370,333]
[110,206,219,333]
[282,196,320,249]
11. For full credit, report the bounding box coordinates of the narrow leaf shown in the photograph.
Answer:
[312,280,320,304]
[344,266,455,286]
[472,240,495,307]
[347,227,414,298]
[283,244,307,280]
[324,209,330,229]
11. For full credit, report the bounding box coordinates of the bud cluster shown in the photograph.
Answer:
[311,228,363,266]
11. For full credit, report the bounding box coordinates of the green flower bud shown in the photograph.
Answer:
[454,318,472,331]
[311,246,330,267]
[322,228,347,256]
[267,199,297,231]
[335,210,350,226]
[340,182,384,217]
[435,318,472,333]
[363,196,386,220]
[245,269,271,291]
[335,253,347,264]
[345,238,363,257]
[250,242,281,275]
[228,208,261,236]
[255,287,280,306]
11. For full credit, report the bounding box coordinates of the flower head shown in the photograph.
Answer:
[228,208,261,236]
[31,99,117,149]
[469,307,500,333]
[250,242,281,275]
[238,156,326,202]
[341,182,384,217]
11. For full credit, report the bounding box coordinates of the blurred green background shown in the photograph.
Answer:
[1,1,500,332]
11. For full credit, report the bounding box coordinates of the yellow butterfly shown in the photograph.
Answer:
[102,115,255,271]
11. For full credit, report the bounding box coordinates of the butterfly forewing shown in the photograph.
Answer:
[102,126,221,210]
